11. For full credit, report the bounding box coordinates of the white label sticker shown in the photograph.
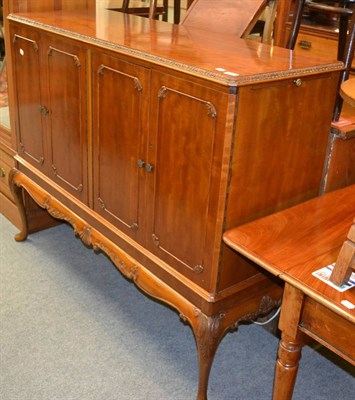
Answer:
[312,264,355,292]
[341,300,355,310]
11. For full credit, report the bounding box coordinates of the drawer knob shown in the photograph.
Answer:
[293,79,302,87]
[298,40,312,50]
[0,167,5,178]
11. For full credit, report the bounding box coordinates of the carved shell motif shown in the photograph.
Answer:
[77,226,92,247]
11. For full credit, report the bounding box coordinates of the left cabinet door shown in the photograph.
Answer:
[11,26,46,173]
[11,24,88,204]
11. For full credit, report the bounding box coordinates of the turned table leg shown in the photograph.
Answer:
[273,336,302,400]
[273,283,304,400]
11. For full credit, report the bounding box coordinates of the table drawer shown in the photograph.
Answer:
[295,32,355,71]
[300,298,354,364]
[295,32,337,59]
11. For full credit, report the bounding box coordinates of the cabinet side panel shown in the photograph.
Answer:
[219,72,339,291]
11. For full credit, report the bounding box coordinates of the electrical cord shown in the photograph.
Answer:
[253,305,281,326]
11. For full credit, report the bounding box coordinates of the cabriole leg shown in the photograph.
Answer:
[9,168,29,242]
[188,309,227,400]
[185,294,280,400]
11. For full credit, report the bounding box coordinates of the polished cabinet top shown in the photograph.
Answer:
[8,9,343,86]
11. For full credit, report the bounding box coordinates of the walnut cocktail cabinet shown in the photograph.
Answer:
[8,10,342,400]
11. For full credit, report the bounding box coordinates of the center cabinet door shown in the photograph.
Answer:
[92,52,150,242]
[146,71,231,290]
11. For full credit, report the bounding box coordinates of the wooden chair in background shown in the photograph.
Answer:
[115,0,195,24]
[115,1,276,42]
[181,0,270,40]
[111,0,168,21]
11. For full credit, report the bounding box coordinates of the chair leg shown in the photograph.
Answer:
[262,0,278,45]
[338,14,349,60]
[149,0,157,18]
[122,0,130,12]
[287,0,306,49]
[162,0,169,22]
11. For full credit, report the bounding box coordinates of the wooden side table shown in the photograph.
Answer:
[223,185,355,399]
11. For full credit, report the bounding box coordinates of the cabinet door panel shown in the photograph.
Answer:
[11,27,45,171]
[46,38,88,203]
[148,72,230,289]
[92,53,149,239]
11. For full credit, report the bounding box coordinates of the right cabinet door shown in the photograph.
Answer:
[146,71,231,290]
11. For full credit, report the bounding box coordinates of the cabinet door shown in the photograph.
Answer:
[45,35,88,204]
[11,26,46,172]
[92,52,150,240]
[147,72,231,290]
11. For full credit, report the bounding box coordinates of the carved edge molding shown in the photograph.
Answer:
[10,170,140,284]
[8,14,344,88]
